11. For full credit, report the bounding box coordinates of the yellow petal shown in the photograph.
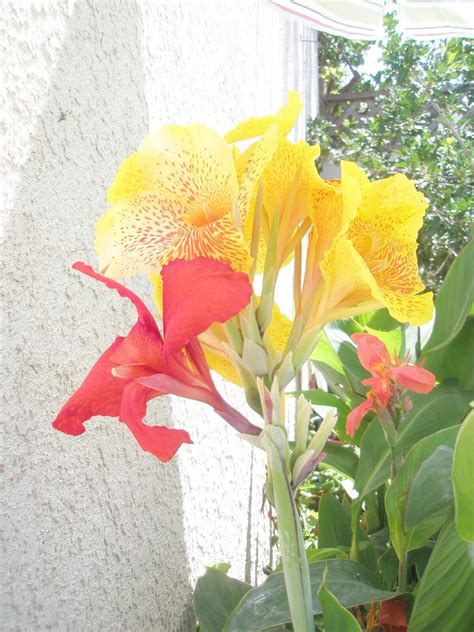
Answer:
[264,139,320,231]
[267,303,293,354]
[317,236,433,327]
[96,193,187,278]
[108,124,238,221]
[224,91,303,143]
[237,123,280,223]
[348,167,428,246]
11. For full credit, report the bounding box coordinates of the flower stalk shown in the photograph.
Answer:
[262,427,314,632]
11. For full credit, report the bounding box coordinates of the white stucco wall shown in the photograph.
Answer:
[1,2,317,630]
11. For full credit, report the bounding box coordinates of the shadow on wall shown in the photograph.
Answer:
[3,1,193,630]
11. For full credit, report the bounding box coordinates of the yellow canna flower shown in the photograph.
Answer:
[303,162,434,328]
[95,123,279,279]
[226,92,320,271]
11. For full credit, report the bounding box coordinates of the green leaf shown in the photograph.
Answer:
[423,240,474,354]
[322,443,359,480]
[307,548,349,563]
[194,567,252,632]
[319,568,362,631]
[355,419,390,498]
[408,517,474,632]
[224,560,398,631]
[378,548,399,590]
[395,381,472,454]
[385,426,459,557]
[452,409,474,541]
[425,316,474,390]
[405,445,454,529]
[318,494,377,572]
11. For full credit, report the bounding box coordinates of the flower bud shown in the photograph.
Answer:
[292,449,326,488]
[294,395,312,454]
[308,408,337,455]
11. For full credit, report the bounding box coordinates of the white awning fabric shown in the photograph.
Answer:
[268,0,474,39]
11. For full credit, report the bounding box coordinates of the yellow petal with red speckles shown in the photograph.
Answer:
[96,192,250,279]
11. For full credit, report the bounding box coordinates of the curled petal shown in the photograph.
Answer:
[352,333,391,375]
[392,365,436,394]
[224,91,302,142]
[346,398,375,437]
[72,262,159,335]
[161,257,252,356]
[120,382,192,462]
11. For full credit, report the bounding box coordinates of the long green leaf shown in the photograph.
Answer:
[224,560,397,631]
[452,409,474,541]
[194,567,252,632]
[354,419,390,498]
[405,445,454,529]
[395,381,472,454]
[423,239,474,354]
[408,516,474,632]
[425,316,474,390]
[385,426,459,558]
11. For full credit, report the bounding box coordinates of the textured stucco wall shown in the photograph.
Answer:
[1,2,317,630]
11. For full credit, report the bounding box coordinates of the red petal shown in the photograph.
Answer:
[352,332,391,375]
[119,382,192,462]
[138,373,223,410]
[161,257,252,356]
[346,398,374,437]
[73,262,160,336]
[52,338,126,436]
[392,365,436,394]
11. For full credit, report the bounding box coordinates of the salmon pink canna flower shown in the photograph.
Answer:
[52,257,259,462]
[346,333,435,437]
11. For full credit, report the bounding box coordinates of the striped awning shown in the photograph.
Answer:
[269,0,474,40]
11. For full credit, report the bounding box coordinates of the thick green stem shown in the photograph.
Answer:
[264,432,314,631]
[398,552,408,592]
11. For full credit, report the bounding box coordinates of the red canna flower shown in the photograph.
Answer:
[52,257,259,462]
[346,333,435,437]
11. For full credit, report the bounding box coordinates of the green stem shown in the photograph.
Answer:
[264,434,314,631]
[398,553,407,592]
[350,499,363,562]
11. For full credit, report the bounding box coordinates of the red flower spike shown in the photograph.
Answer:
[345,333,436,437]
[52,258,258,462]
[162,257,252,357]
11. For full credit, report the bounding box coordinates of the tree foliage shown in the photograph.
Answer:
[308,15,473,290]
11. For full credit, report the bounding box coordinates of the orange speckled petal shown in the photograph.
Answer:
[95,193,188,279]
[319,237,433,327]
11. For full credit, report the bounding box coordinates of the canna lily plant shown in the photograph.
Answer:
[53,93,450,631]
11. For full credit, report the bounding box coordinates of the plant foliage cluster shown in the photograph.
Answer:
[194,241,474,632]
